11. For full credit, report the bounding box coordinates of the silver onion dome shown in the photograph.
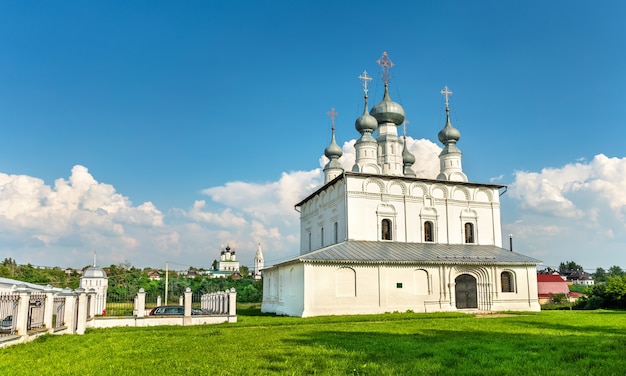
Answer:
[438,110,461,145]
[370,84,405,125]
[355,96,378,133]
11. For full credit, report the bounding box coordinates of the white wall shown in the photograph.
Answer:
[263,262,540,317]
[298,175,503,255]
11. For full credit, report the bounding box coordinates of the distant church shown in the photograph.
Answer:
[211,242,241,278]
[79,253,108,316]
[261,52,541,317]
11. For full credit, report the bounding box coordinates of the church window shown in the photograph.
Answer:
[424,221,434,242]
[381,219,392,240]
[396,283,403,288]
[501,271,514,292]
[464,222,474,243]
[334,222,338,243]
[321,227,324,247]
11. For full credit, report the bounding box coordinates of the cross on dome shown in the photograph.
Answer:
[327,107,338,131]
[358,70,373,96]
[376,51,394,85]
[440,85,453,108]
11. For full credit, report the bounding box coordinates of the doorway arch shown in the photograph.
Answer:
[455,274,478,309]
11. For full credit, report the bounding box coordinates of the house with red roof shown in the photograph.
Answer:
[537,273,573,304]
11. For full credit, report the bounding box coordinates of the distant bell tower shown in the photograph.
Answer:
[253,242,264,280]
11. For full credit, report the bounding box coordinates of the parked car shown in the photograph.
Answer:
[148,306,209,316]
[0,315,13,333]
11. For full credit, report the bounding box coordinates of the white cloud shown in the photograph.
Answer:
[506,154,626,269]
[0,165,169,267]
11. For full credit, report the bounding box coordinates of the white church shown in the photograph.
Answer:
[261,52,541,317]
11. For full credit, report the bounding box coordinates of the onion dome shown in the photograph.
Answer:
[402,138,415,165]
[438,108,461,145]
[402,136,416,177]
[355,96,378,134]
[370,84,405,125]
[324,130,343,165]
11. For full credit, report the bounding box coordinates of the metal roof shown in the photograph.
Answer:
[271,240,541,267]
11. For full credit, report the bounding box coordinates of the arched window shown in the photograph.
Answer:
[464,222,474,243]
[334,222,338,243]
[424,221,434,242]
[501,271,514,292]
[321,227,324,247]
[381,219,392,240]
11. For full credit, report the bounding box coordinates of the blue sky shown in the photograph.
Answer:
[1,1,625,272]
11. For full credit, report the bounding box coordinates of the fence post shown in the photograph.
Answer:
[87,289,97,320]
[75,288,87,335]
[136,288,146,318]
[184,288,192,316]
[157,295,162,307]
[228,287,237,322]
[43,285,55,333]
[60,288,76,334]
[184,288,192,325]
[15,285,31,337]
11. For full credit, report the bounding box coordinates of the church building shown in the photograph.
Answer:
[261,52,541,317]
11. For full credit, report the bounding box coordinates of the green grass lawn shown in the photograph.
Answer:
[1,307,625,375]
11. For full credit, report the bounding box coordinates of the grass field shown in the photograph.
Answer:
[1,306,625,375]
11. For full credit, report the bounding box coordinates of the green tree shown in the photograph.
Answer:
[239,265,250,278]
[608,265,624,277]
[559,261,583,272]
[594,267,607,283]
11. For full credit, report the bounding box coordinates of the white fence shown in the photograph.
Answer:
[0,285,237,349]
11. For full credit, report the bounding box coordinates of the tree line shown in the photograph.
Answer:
[0,258,263,303]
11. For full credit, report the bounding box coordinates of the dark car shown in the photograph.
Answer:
[148,306,209,316]
[0,315,13,333]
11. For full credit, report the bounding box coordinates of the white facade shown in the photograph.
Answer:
[299,174,503,253]
[261,53,541,317]
[262,259,539,317]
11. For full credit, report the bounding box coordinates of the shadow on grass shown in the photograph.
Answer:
[276,324,626,375]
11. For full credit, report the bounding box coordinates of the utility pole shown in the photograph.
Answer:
[165,262,169,305]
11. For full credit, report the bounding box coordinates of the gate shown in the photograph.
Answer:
[455,274,478,309]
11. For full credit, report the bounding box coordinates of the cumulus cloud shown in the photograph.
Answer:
[0,165,171,267]
[506,154,626,268]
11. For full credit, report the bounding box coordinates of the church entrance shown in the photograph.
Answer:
[455,274,478,309]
